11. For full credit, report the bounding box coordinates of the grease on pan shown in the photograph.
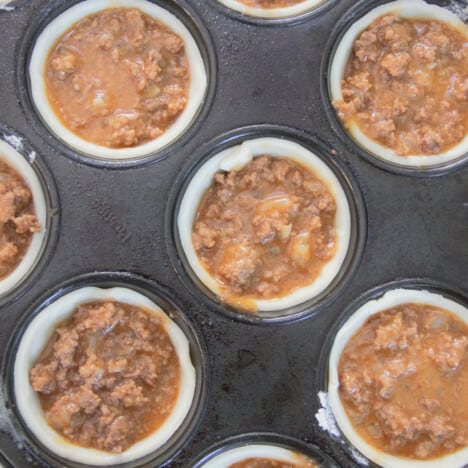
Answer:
[29,0,207,160]
[14,287,196,465]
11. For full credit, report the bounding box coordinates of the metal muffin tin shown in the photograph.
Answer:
[0,0,466,466]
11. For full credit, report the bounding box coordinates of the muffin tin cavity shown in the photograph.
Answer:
[324,0,468,173]
[191,433,339,467]
[26,0,211,163]
[320,281,468,468]
[0,128,57,303]
[168,126,365,322]
[215,0,329,20]
[6,274,207,467]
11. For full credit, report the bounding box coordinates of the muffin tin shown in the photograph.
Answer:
[0,0,466,467]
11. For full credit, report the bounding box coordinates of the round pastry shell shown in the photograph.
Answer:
[329,0,468,168]
[0,139,47,297]
[199,443,313,467]
[14,286,197,466]
[328,288,468,468]
[29,0,207,160]
[177,137,352,312]
[216,0,326,19]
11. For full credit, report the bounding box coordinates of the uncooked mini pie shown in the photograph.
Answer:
[178,137,351,313]
[29,0,207,160]
[14,286,196,465]
[199,443,318,467]
[328,288,468,467]
[0,139,46,297]
[217,0,327,19]
[330,0,468,168]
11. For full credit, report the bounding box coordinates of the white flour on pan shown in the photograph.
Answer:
[0,1,14,11]
[448,1,468,21]
[315,391,369,466]
[3,135,23,152]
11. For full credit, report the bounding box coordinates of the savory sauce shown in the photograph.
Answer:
[335,16,468,155]
[192,155,336,302]
[0,159,40,279]
[338,303,468,459]
[45,8,190,148]
[30,300,180,453]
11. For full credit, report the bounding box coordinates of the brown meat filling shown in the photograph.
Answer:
[192,155,336,303]
[338,304,468,459]
[334,16,468,156]
[229,457,318,468]
[237,0,304,9]
[29,301,180,453]
[0,159,40,279]
[46,8,190,148]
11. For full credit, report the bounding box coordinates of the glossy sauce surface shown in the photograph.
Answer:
[192,155,336,306]
[46,8,190,148]
[338,303,468,459]
[334,16,468,155]
[0,159,40,279]
[30,300,180,453]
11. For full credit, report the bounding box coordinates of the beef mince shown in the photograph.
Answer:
[29,300,180,453]
[338,304,468,459]
[192,155,336,302]
[46,8,190,148]
[229,457,318,468]
[334,15,468,156]
[0,159,40,279]
[237,0,305,9]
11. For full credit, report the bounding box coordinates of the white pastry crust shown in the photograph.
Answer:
[29,0,207,160]
[177,137,352,312]
[216,0,326,19]
[14,286,196,465]
[0,139,47,297]
[328,288,468,468]
[199,443,312,467]
[329,0,468,168]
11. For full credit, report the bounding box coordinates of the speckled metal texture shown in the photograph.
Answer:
[0,0,466,467]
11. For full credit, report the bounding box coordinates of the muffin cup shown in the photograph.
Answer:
[325,0,468,172]
[191,433,339,467]
[0,0,20,11]
[5,273,208,467]
[167,125,366,322]
[0,127,57,304]
[320,280,468,468]
[28,0,209,161]
[214,0,329,20]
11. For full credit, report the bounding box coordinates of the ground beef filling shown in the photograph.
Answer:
[192,155,336,302]
[229,457,318,468]
[237,0,304,9]
[0,159,40,279]
[338,304,468,459]
[46,8,190,148]
[29,301,180,453]
[334,16,468,156]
